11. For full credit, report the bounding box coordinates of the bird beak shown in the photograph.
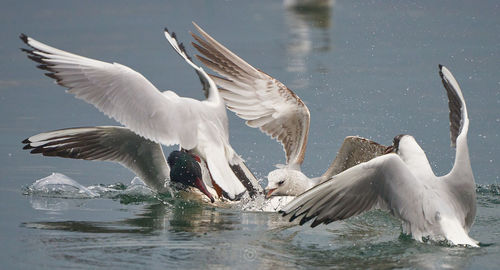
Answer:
[265,188,276,199]
[384,145,395,154]
[194,177,215,203]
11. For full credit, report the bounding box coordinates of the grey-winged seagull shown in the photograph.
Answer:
[189,22,387,198]
[280,65,478,247]
[20,28,262,201]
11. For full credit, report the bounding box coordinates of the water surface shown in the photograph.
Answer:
[1,0,499,269]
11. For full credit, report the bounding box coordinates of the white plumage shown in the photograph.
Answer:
[190,23,386,198]
[281,65,478,247]
[20,29,247,199]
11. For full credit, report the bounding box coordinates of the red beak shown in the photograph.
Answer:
[194,177,215,203]
[265,188,276,199]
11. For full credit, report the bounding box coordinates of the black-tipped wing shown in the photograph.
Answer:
[190,22,310,167]
[163,28,213,98]
[20,32,213,151]
[281,154,428,228]
[439,65,469,148]
[321,136,387,180]
[23,126,170,192]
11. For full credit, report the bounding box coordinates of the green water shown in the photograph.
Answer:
[1,0,499,269]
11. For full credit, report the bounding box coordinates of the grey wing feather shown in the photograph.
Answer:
[322,136,387,180]
[189,22,310,167]
[438,65,468,148]
[22,126,170,192]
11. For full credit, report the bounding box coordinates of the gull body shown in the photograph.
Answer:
[281,65,478,247]
[189,23,386,198]
[20,28,262,200]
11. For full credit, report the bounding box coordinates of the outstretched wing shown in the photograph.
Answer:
[281,154,429,230]
[22,126,170,192]
[190,22,310,168]
[20,31,208,150]
[321,136,387,180]
[163,28,216,100]
[439,65,475,231]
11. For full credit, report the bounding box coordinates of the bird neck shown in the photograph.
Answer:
[399,140,435,178]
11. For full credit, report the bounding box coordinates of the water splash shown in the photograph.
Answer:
[476,183,500,205]
[239,195,296,212]
[24,173,99,198]
[24,173,158,203]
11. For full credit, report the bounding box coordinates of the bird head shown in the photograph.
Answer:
[264,168,309,198]
[167,150,215,203]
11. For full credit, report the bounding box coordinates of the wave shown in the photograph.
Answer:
[476,183,500,205]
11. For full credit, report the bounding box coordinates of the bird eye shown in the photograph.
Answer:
[278,180,285,186]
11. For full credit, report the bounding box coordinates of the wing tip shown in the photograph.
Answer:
[22,144,33,150]
[438,64,445,79]
[191,21,201,32]
[19,33,29,44]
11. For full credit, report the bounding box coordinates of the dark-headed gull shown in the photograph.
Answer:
[20,28,261,200]
[189,23,386,198]
[280,65,478,247]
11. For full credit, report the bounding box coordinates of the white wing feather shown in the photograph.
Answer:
[281,154,431,233]
[22,34,203,149]
[20,31,246,199]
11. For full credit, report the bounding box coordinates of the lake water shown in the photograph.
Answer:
[1,0,499,269]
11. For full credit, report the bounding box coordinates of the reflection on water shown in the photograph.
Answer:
[20,190,499,268]
[23,202,229,235]
[284,0,333,89]
[20,199,288,268]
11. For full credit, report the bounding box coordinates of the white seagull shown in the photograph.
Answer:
[189,23,386,198]
[281,65,478,247]
[20,28,261,200]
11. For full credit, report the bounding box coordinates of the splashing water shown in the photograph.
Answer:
[24,173,99,198]
[24,173,157,202]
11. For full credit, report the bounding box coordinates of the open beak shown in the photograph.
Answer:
[265,188,276,199]
[384,145,395,154]
[194,177,215,203]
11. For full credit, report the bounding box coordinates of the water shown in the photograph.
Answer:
[1,0,499,268]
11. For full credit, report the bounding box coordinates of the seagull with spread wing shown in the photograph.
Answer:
[189,22,387,199]
[281,65,478,247]
[20,28,262,201]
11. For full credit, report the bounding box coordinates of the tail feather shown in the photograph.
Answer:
[440,216,478,247]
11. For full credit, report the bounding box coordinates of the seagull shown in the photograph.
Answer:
[189,22,386,198]
[22,126,217,202]
[20,28,262,200]
[280,65,478,247]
